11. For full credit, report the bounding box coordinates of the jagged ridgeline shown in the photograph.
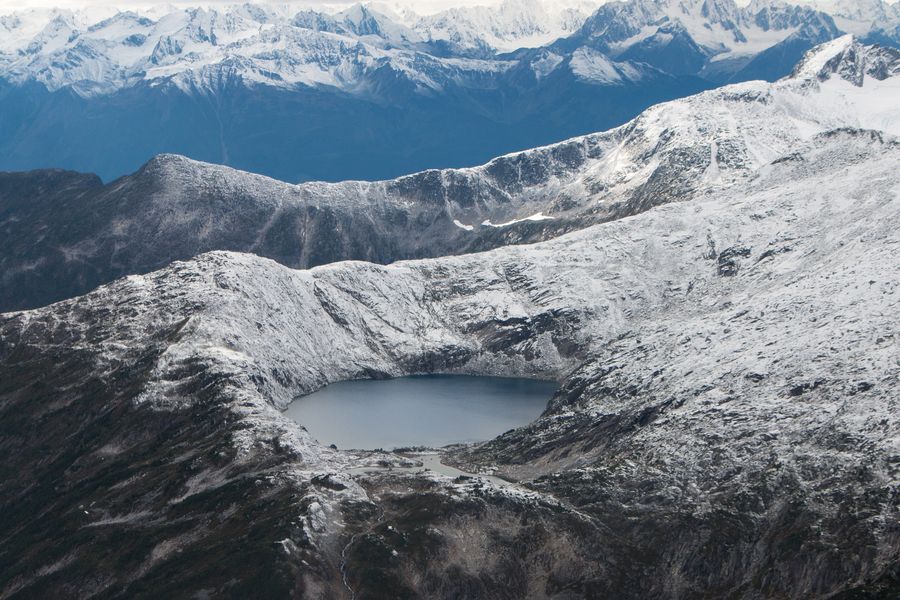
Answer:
[0,37,898,599]
[2,36,898,312]
[0,0,898,181]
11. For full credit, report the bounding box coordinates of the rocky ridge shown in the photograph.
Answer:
[1,35,897,314]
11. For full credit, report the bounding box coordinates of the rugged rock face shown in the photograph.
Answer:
[2,37,898,313]
[0,315,334,597]
[1,123,898,598]
[792,33,900,81]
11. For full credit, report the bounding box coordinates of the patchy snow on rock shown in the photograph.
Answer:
[2,38,898,316]
[569,47,627,83]
[530,50,564,79]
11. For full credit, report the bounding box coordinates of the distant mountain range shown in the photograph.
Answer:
[0,0,898,182]
[2,34,897,313]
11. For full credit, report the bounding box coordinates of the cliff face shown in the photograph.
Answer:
[2,120,897,597]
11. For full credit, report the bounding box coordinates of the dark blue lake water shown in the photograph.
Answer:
[285,375,557,450]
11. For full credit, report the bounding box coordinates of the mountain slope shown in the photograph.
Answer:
[2,36,897,313]
[1,120,897,597]
[558,0,848,81]
[798,0,900,44]
[0,66,708,183]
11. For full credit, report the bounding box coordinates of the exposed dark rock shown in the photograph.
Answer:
[788,380,826,397]
[717,246,752,277]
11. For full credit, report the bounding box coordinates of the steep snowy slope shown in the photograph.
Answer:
[1,122,897,597]
[2,36,897,312]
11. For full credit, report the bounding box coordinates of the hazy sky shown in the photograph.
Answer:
[0,0,716,12]
[0,0,896,12]
[0,0,547,10]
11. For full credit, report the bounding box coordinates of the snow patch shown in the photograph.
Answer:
[482,213,555,227]
[453,219,474,231]
[569,47,624,84]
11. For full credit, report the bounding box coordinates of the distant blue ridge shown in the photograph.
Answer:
[0,73,711,184]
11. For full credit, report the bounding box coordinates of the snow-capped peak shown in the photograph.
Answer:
[578,0,842,64]
[781,0,900,36]
[410,0,596,53]
[791,32,857,77]
[0,2,599,95]
[0,0,896,97]
[790,33,900,84]
[792,0,895,21]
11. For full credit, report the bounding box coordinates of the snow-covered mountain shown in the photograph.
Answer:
[0,2,703,183]
[771,1,900,55]
[797,0,900,27]
[565,0,848,80]
[1,0,894,94]
[0,1,597,94]
[409,0,597,54]
[0,0,896,182]
[2,35,897,309]
[1,36,897,599]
